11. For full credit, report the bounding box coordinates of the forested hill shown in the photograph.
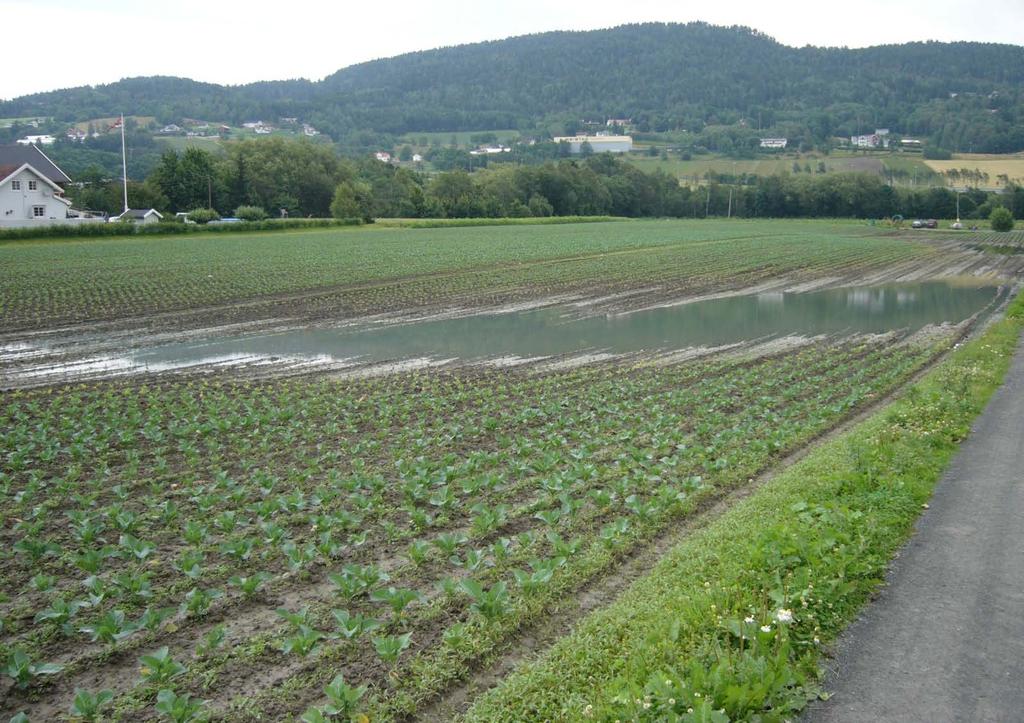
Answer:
[5,23,1024,152]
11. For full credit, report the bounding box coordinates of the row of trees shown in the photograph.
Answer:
[66,138,1023,224]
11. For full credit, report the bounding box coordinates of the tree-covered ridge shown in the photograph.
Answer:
[3,23,1023,152]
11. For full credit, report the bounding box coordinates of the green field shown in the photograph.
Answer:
[397,129,521,148]
[0,117,48,128]
[1,219,1018,721]
[154,136,226,153]
[0,219,921,331]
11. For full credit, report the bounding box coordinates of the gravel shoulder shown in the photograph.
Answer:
[807,333,1024,722]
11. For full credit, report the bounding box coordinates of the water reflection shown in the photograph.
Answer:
[131,281,1002,369]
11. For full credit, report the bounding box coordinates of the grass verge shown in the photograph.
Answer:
[462,293,1024,722]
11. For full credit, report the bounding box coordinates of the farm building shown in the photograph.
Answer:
[552,135,633,154]
[16,135,56,146]
[759,138,788,149]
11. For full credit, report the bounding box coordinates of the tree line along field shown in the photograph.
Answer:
[0,219,1017,720]
[0,219,931,333]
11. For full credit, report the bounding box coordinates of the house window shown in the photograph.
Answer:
[11,180,20,190]
[28,180,38,191]
[33,206,45,217]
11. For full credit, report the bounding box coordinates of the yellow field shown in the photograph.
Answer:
[924,155,1024,188]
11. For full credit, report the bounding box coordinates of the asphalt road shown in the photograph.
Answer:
[806,334,1024,723]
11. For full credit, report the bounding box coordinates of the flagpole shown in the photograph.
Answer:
[120,113,128,214]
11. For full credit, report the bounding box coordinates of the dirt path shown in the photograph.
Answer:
[807,333,1024,722]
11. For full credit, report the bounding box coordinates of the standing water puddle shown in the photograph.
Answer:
[124,280,1004,372]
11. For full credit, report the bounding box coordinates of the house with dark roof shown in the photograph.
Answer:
[113,208,163,224]
[0,144,74,224]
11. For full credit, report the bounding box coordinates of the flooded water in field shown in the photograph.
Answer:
[122,280,1005,372]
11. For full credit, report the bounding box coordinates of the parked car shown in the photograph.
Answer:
[911,219,938,229]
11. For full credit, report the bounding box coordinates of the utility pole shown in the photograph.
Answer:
[727,187,733,218]
[118,113,128,214]
[705,185,711,218]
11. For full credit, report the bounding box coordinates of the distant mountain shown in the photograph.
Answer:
[3,23,1023,152]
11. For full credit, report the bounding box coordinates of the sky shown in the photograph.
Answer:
[2,0,1023,100]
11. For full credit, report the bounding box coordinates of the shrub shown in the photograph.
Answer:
[234,205,268,221]
[187,208,220,225]
[990,206,1015,232]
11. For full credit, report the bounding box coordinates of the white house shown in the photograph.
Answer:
[0,144,75,225]
[850,129,891,149]
[375,151,392,162]
[411,153,424,163]
[759,138,788,149]
[114,208,163,224]
[552,135,633,154]
[16,135,56,146]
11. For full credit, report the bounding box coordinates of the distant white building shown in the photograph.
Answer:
[16,135,56,146]
[606,118,632,127]
[759,138,788,149]
[375,151,392,162]
[159,124,183,134]
[412,153,424,163]
[553,135,633,154]
[851,129,891,149]
[302,124,319,137]
[900,138,923,148]
[469,146,511,156]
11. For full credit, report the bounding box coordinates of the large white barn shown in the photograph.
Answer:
[553,135,633,154]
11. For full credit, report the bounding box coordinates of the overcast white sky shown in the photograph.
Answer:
[2,0,1022,100]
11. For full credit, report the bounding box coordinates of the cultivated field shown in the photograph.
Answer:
[0,220,960,333]
[924,155,1024,188]
[2,220,1022,721]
